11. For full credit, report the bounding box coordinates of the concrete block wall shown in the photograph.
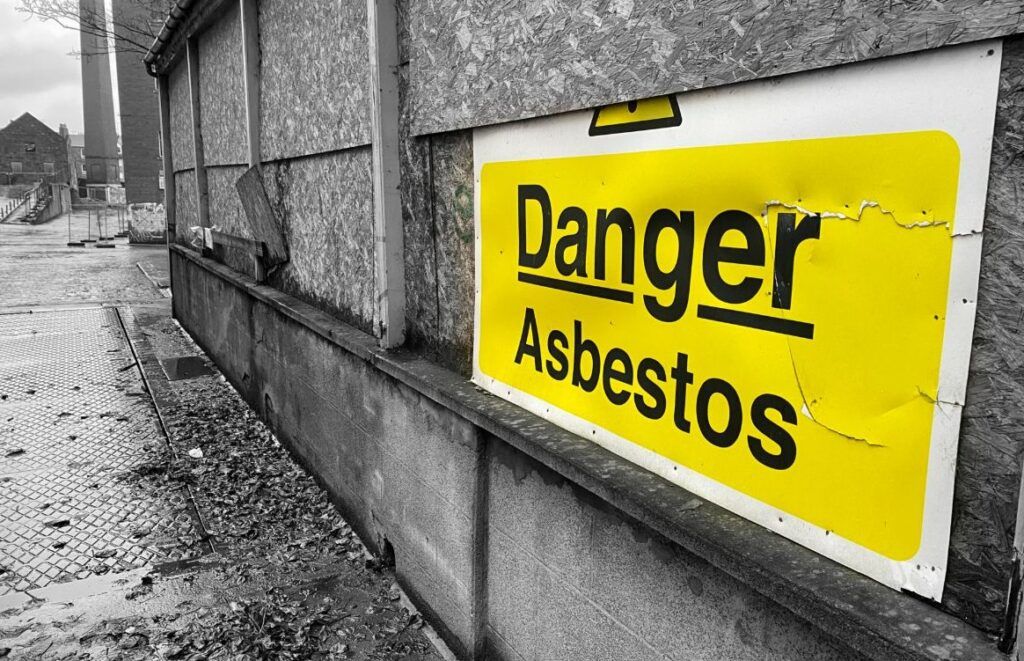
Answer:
[484,443,862,660]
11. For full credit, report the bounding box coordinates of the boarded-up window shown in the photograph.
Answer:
[11,162,22,173]
[43,162,54,174]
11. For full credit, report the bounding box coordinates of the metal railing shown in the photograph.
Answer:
[0,182,43,224]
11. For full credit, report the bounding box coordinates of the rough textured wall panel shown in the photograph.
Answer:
[168,63,194,172]
[174,169,198,244]
[408,0,1024,135]
[399,129,475,376]
[398,0,440,366]
[428,132,475,376]
[199,4,247,167]
[258,0,370,161]
[944,36,1024,633]
[264,149,375,334]
[207,165,249,237]
[208,165,252,275]
[398,0,476,375]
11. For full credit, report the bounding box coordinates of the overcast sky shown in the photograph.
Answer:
[0,2,103,134]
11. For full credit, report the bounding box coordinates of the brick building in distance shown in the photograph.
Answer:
[67,132,86,183]
[0,113,74,187]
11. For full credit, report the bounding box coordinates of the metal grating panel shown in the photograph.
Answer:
[0,308,204,595]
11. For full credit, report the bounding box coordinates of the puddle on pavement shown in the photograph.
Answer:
[159,356,214,381]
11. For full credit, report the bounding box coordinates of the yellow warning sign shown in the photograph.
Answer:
[477,131,959,561]
[589,96,681,135]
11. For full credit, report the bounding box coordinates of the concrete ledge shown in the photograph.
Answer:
[170,243,1007,661]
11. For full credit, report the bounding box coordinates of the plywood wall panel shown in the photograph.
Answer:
[174,168,198,244]
[944,35,1024,633]
[407,0,1024,135]
[265,148,376,334]
[168,63,194,172]
[258,0,371,161]
[199,4,248,167]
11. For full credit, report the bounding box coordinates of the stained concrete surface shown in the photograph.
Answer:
[0,213,443,660]
[0,210,167,310]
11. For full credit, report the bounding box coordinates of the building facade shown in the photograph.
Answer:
[67,132,85,183]
[146,2,1024,660]
[0,113,73,187]
[112,0,163,204]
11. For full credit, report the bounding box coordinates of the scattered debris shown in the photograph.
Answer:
[0,314,439,660]
[3,448,24,458]
[112,376,440,659]
[124,575,154,601]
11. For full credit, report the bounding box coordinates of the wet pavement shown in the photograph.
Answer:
[0,213,444,660]
[0,210,169,309]
[0,307,205,595]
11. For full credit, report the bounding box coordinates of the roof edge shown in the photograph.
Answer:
[143,0,196,73]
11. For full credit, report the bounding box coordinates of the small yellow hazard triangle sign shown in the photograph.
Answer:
[588,95,682,136]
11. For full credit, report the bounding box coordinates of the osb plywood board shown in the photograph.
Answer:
[174,169,198,244]
[169,62,194,172]
[198,4,248,167]
[258,0,371,162]
[400,132,475,377]
[407,0,1024,135]
[426,132,475,376]
[207,165,250,238]
[399,0,442,370]
[944,36,1024,633]
[264,149,376,334]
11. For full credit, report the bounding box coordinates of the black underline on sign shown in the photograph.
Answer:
[697,305,815,339]
[517,272,634,303]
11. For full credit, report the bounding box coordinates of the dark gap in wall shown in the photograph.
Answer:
[471,430,491,658]
[428,136,443,353]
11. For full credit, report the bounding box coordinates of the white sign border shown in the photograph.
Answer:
[471,41,1003,600]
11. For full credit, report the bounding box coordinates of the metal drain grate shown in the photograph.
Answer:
[0,308,205,595]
